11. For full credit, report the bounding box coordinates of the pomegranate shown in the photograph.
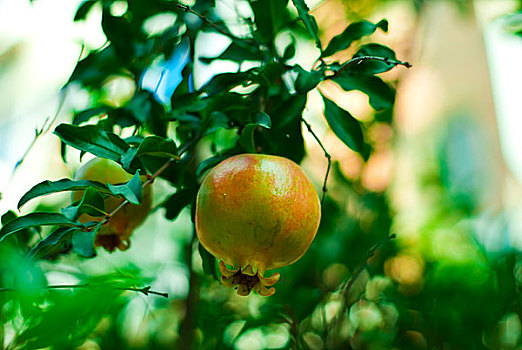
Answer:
[73,158,152,252]
[195,154,321,296]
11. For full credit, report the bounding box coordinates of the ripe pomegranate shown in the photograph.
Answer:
[73,158,152,252]
[195,154,321,296]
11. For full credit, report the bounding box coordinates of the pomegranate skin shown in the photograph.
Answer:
[195,153,321,296]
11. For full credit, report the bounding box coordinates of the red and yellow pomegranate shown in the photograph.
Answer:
[73,158,152,252]
[195,154,321,296]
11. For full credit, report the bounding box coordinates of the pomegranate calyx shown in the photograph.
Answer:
[219,261,280,297]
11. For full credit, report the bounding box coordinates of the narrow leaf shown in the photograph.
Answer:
[321,93,368,159]
[162,189,195,220]
[196,156,229,177]
[54,124,130,163]
[272,94,308,128]
[74,0,97,21]
[72,229,97,258]
[283,42,296,60]
[63,187,106,220]
[27,227,76,260]
[18,179,110,210]
[0,213,80,242]
[120,147,138,169]
[350,44,398,75]
[239,113,272,153]
[73,106,111,125]
[291,0,322,50]
[136,136,178,159]
[201,71,254,96]
[331,73,394,110]
[322,19,388,57]
[107,172,143,205]
[200,42,263,64]
[294,65,324,93]
[198,242,219,281]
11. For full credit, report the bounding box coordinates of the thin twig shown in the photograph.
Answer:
[301,117,331,205]
[326,55,411,79]
[0,91,66,202]
[340,233,396,298]
[0,283,168,298]
[176,4,254,46]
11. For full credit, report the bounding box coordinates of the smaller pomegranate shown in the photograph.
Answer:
[195,154,321,296]
[73,158,152,252]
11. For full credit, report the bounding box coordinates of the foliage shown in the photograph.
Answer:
[2,0,520,349]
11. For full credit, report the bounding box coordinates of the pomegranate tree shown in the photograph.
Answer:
[195,154,321,296]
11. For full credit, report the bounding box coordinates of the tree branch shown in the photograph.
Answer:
[0,91,66,202]
[176,4,255,46]
[340,234,396,300]
[301,117,331,205]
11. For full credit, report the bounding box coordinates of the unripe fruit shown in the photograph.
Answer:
[73,158,152,252]
[195,154,321,296]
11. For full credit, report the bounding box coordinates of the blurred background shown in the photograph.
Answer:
[1,0,522,349]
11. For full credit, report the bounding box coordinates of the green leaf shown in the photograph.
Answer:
[122,90,168,137]
[294,65,324,93]
[196,155,229,177]
[350,43,398,75]
[18,179,110,210]
[101,9,140,62]
[72,229,97,258]
[200,42,264,64]
[321,93,368,159]
[239,113,272,153]
[27,227,76,260]
[162,188,195,220]
[322,19,388,57]
[291,0,322,50]
[136,136,178,159]
[73,106,111,125]
[107,172,143,205]
[122,135,178,172]
[250,0,290,44]
[63,187,106,220]
[198,242,219,281]
[67,46,121,87]
[331,73,394,110]
[1,210,17,226]
[120,147,138,170]
[0,213,80,243]
[74,0,97,21]
[201,111,230,136]
[54,124,130,163]
[272,93,308,129]
[283,42,296,60]
[201,71,255,96]
[1,210,35,245]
